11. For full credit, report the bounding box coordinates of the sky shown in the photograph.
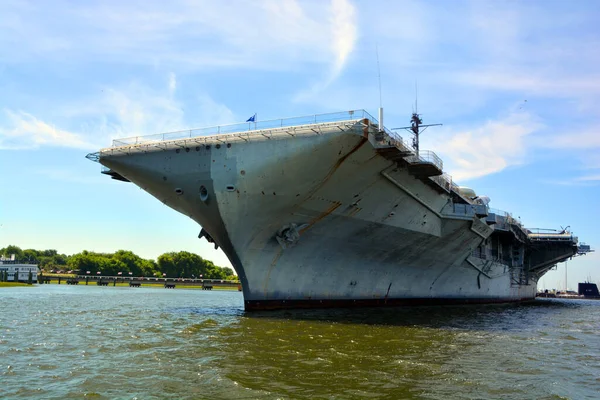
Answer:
[1,0,598,290]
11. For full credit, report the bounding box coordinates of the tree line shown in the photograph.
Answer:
[0,245,236,281]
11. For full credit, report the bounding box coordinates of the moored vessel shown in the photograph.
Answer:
[87,109,590,310]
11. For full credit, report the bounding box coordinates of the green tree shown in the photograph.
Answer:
[156,251,229,279]
[23,249,40,263]
[1,245,23,260]
[68,250,104,275]
[112,250,157,276]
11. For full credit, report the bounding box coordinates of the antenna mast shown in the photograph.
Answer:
[415,80,418,114]
[391,84,442,157]
[376,45,382,108]
[376,45,383,131]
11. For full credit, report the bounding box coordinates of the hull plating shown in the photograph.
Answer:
[100,124,541,310]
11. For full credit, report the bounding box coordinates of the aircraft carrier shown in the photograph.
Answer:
[87,109,589,310]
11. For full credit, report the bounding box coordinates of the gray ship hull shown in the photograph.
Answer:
[95,112,576,310]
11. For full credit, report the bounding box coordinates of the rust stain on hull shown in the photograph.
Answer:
[296,137,367,234]
[263,249,284,297]
[299,201,342,234]
[347,207,362,217]
[304,137,368,200]
[361,118,370,138]
[325,137,368,183]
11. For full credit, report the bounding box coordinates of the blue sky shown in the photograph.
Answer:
[1,0,598,289]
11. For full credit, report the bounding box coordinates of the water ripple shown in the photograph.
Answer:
[1,287,599,399]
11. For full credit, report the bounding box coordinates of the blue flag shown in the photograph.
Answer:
[246,113,256,122]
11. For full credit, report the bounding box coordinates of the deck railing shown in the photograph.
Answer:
[488,208,509,217]
[383,129,413,153]
[98,108,466,201]
[111,109,375,147]
[404,150,444,171]
[430,172,455,193]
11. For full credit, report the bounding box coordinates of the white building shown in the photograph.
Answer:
[0,255,39,282]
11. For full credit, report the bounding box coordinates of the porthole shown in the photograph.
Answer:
[205,145,211,150]
[175,188,184,195]
[185,148,190,152]
[216,144,221,149]
[226,185,235,192]
[175,149,180,153]
[199,185,209,202]
[227,143,231,148]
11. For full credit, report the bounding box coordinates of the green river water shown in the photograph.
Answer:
[1,285,599,399]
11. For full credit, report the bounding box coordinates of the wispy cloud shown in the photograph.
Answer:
[1,0,599,186]
[425,112,542,181]
[453,70,600,98]
[536,128,600,150]
[292,0,357,102]
[577,174,600,182]
[0,73,235,150]
[0,0,354,72]
[168,72,177,96]
[0,110,93,150]
[329,0,357,80]
[539,177,599,187]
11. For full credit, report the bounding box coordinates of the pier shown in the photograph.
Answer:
[37,275,241,290]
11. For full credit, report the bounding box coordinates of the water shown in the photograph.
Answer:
[1,285,599,399]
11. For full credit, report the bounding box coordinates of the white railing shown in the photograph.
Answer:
[384,129,413,153]
[430,173,455,193]
[111,109,374,147]
[405,150,444,171]
[488,208,509,217]
[488,208,528,234]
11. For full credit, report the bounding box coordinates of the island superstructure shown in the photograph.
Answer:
[87,109,589,310]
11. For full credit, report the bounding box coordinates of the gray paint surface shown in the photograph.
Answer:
[97,119,577,309]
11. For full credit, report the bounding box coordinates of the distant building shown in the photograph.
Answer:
[0,255,39,282]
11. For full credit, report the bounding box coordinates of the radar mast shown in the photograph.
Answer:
[392,92,442,157]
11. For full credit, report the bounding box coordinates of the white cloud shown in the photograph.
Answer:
[424,112,542,182]
[536,128,600,150]
[0,0,355,72]
[330,0,357,80]
[577,174,600,182]
[453,70,600,98]
[0,110,93,150]
[0,74,235,150]
[580,155,600,170]
[291,0,358,102]
[87,81,236,142]
[168,72,177,96]
[539,177,599,187]
[99,84,185,139]
[193,95,236,128]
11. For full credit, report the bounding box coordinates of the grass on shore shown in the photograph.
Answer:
[0,282,32,287]
[43,273,76,278]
